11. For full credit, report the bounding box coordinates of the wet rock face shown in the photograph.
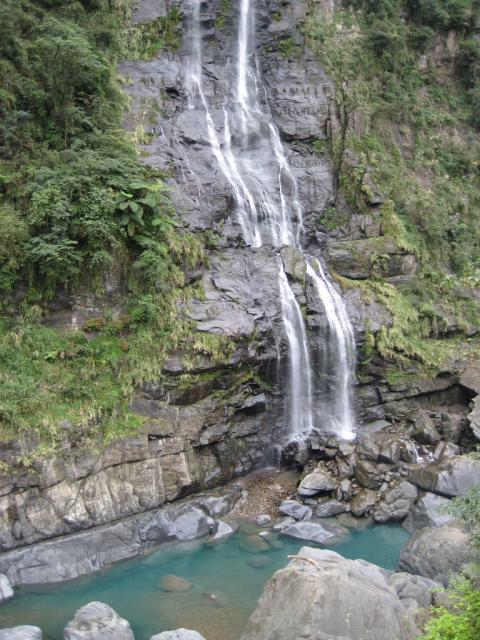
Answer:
[0,490,239,586]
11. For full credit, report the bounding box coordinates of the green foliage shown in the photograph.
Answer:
[419,482,480,640]
[121,8,182,60]
[0,0,195,300]
[419,578,480,640]
[448,486,480,548]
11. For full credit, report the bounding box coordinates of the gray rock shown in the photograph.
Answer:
[398,524,472,586]
[409,455,480,497]
[315,499,347,518]
[467,396,480,440]
[241,548,416,640]
[298,469,336,496]
[388,572,441,611]
[350,489,377,517]
[281,520,347,544]
[272,517,295,532]
[0,495,230,586]
[256,515,272,526]
[151,631,206,640]
[402,493,453,533]
[0,573,13,602]
[373,482,418,523]
[355,460,387,490]
[411,410,442,446]
[0,628,42,640]
[64,602,134,640]
[279,500,312,521]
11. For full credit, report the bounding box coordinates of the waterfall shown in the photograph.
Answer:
[184,0,356,441]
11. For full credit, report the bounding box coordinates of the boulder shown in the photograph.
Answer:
[160,575,192,593]
[397,524,472,586]
[298,469,336,496]
[280,520,347,544]
[64,602,134,640]
[241,548,416,640]
[373,482,418,523]
[0,573,14,602]
[355,460,387,490]
[388,573,441,612]
[350,489,377,517]
[0,629,42,640]
[210,520,235,542]
[256,515,271,526]
[278,500,312,521]
[315,499,347,518]
[411,411,441,446]
[151,632,206,640]
[409,455,480,497]
[402,493,453,533]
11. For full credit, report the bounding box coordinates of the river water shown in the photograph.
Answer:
[0,521,409,640]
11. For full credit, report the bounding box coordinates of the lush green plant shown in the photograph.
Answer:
[419,578,480,640]
[418,483,480,639]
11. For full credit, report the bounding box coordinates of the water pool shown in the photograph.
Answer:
[0,521,410,640]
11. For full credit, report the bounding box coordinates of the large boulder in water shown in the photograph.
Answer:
[397,524,472,586]
[409,455,480,497]
[241,548,416,640]
[280,520,347,544]
[0,628,42,640]
[402,492,453,533]
[64,602,134,640]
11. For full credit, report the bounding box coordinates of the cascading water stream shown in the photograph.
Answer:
[184,0,356,440]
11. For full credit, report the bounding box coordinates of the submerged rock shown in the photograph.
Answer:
[151,631,206,640]
[402,492,453,533]
[239,535,270,553]
[160,575,192,593]
[247,554,273,569]
[241,548,416,640]
[398,524,471,586]
[0,628,42,640]
[64,602,134,640]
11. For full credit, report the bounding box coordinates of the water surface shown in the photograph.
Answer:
[0,522,409,640]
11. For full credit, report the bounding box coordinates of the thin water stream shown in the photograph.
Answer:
[0,523,410,640]
[184,0,356,440]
